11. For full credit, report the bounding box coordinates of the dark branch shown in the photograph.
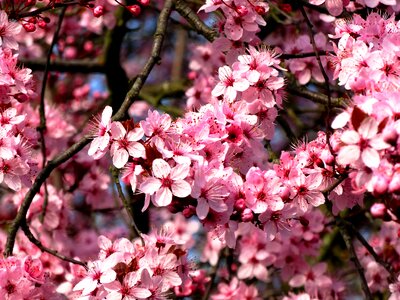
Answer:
[111,167,144,244]
[335,218,373,300]
[38,7,66,223]
[281,51,334,60]
[21,221,88,269]
[287,85,346,108]
[10,1,81,19]
[175,0,217,42]
[18,59,105,73]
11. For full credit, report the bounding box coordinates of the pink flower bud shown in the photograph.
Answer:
[234,198,246,212]
[373,176,388,196]
[84,41,94,52]
[127,5,141,17]
[241,208,253,222]
[370,203,387,218]
[187,71,197,80]
[37,20,46,29]
[389,173,400,193]
[93,5,104,18]
[25,0,36,6]
[138,0,150,6]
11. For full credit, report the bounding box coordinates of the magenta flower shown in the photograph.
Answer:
[140,159,191,208]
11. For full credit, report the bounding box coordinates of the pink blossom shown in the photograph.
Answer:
[337,115,390,169]
[0,11,22,50]
[140,159,191,209]
[88,105,113,158]
[211,66,249,102]
[110,122,145,169]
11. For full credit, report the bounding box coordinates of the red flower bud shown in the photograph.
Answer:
[127,5,141,17]
[93,6,104,18]
[23,23,36,32]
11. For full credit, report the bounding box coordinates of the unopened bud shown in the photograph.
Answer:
[25,0,36,6]
[370,203,387,218]
[37,20,46,29]
[23,23,36,32]
[93,5,104,17]
[13,93,29,103]
[138,0,150,6]
[234,198,246,212]
[127,5,141,17]
[373,176,388,196]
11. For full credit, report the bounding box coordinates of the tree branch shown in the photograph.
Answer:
[21,221,88,269]
[174,0,217,42]
[38,6,66,223]
[281,51,333,60]
[335,218,373,300]
[4,0,175,258]
[19,59,105,73]
[111,167,144,244]
[287,85,346,108]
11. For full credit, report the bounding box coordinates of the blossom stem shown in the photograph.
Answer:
[111,167,144,245]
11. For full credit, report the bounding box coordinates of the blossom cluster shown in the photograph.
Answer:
[331,13,400,219]
[72,232,191,299]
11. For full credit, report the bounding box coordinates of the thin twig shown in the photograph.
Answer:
[281,50,334,60]
[298,4,337,172]
[202,253,221,300]
[18,59,105,73]
[287,85,346,108]
[112,0,174,121]
[38,6,66,224]
[111,167,144,245]
[335,219,373,300]
[10,1,80,19]
[175,0,217,42]
[4,0,175,258]
[21,221,88,269]
[343,219,397,282]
